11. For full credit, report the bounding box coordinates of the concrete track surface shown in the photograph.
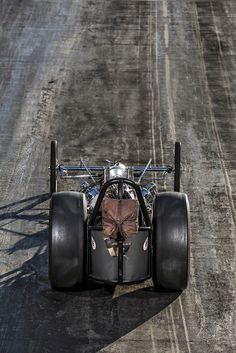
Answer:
[0,0,235,352]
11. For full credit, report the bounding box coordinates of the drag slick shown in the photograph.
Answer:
[49,141,190,291]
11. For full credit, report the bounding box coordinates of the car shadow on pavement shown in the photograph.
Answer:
[0,193,49,221]
[0,194,181,353]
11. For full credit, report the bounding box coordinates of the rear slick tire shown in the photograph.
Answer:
[49,191,87,289]
[152,192,190,290]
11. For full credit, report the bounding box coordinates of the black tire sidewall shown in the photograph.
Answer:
[49,191,87,289]
[152,192,190,290]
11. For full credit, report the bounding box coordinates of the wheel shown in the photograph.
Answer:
[174,141,181,192]
[50,140,58,196]
[152,192,190,290]
[49,191,87,289]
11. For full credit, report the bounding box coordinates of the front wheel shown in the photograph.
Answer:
[49,191,87,289]
[152,192,190,290]
[50,140,58,196]
[174,141,181,192]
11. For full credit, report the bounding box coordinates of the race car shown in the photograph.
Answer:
[49,140,190,291]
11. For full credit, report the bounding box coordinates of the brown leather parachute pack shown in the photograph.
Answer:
[101,198,139,239]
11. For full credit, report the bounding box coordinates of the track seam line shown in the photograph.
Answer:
[166,309,177,353]
[153,3,179,351]
[163,0,176,143]
[154,3,177,351]
[158,1,187,352]
[162,1,192,352]
[149,5,157,166]
[178,297,192,353]
[150,325,158,353]
[155,1,165,167]
[169,305,180,353]
[155,1,191,351]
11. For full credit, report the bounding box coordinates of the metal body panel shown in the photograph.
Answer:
[89,231,118,282]
[122,231,150,282]
[88,230,151,283]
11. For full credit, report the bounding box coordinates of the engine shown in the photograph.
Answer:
[108,162,127,179]
[80,161,157,214]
